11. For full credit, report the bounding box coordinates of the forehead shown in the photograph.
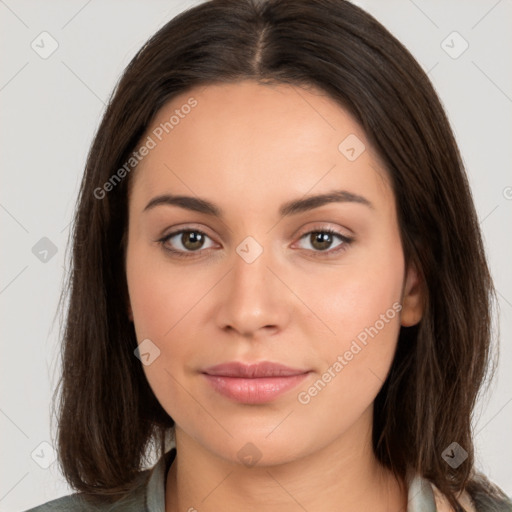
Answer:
[129,80,391,213]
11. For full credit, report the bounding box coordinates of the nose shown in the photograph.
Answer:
[214,238,291,339]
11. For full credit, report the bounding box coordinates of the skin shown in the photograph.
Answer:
[125,80,424,512]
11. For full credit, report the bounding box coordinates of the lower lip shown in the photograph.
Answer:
[203,373,310,404]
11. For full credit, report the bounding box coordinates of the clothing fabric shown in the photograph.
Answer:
[22,448,453,512]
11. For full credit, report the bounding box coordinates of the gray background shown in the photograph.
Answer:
[1,0,511,510]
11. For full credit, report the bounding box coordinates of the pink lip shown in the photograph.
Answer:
[202,362,311,404]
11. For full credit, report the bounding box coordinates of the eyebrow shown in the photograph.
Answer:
[143,189,374,218]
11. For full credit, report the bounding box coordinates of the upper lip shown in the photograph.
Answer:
[202,361,310,378]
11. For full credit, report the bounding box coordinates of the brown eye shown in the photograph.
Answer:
[159,229,215,256]
[296,229,352,254]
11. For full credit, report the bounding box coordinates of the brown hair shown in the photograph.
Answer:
[54,0,511,510]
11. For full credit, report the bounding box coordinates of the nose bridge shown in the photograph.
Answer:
[231,234,275,304]
[217,234,287,335]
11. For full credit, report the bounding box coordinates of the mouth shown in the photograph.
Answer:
[201,361,311,404]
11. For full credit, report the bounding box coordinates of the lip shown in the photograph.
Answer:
[202,361,311,404]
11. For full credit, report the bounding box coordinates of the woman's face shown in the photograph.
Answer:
[125,80,423,466]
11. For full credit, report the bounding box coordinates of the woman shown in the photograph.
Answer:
[25,0,512,510]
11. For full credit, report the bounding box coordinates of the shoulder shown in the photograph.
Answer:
[23,470,151,512]
[432,484,477,512]
[23,446,176,512]
[23,493,103,512]
[431,480,512,512]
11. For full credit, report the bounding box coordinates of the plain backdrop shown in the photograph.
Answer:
[1,1,511,510]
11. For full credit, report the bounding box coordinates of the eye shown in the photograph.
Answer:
[158,229,216,257]
[295,228,353,255]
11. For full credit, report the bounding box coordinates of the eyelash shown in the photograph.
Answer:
[158,227,354,259]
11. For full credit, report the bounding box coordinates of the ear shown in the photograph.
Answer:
[400,262,424,327]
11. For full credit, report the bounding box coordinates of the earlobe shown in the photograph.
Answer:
[400,263,424,327]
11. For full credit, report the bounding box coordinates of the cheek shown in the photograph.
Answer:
[293,270,403,434]
[319,251,404,343]
[125,245,214,411]
[126,244,207,340]
[319,279,402,392]
[308,242,404,391]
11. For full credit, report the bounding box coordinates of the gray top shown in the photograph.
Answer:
[23,449,442,512]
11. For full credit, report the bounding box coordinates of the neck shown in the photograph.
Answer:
[165,410,408,512]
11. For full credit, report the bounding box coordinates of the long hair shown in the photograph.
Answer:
[55,0,510,509]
